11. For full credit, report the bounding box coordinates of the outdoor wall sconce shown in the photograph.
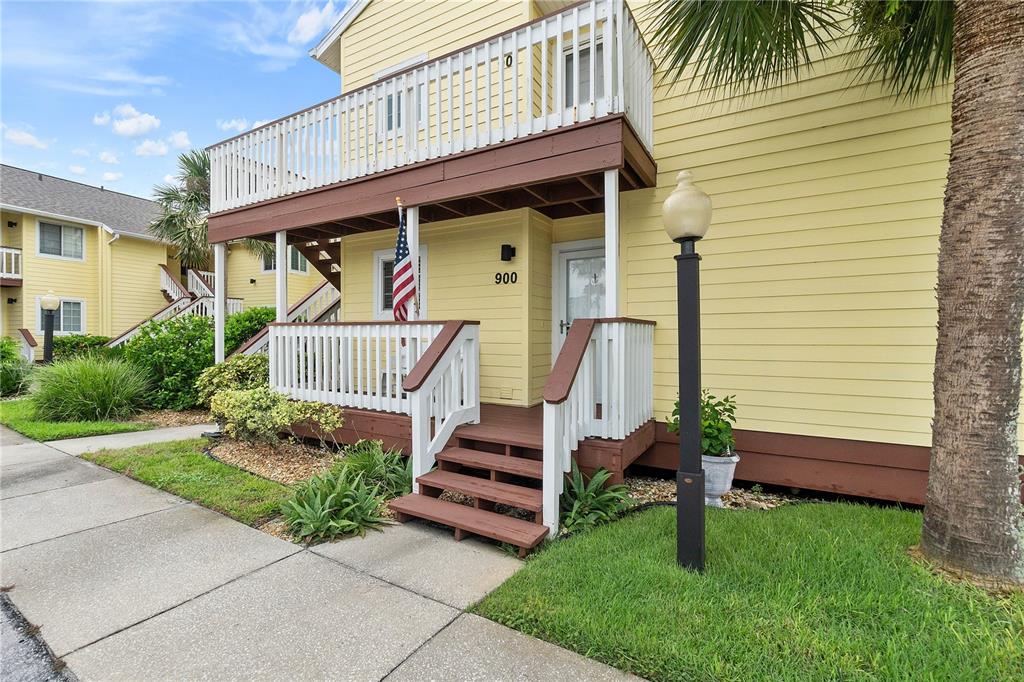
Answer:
[7,298,16,304]
[500,244,516,261]
[250,278,257,285]
[7,221,16,229]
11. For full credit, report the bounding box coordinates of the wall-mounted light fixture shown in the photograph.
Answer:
[500,244,516,262]
[249,278,257,285]
[6,298,16,304]
[7,221,16,229]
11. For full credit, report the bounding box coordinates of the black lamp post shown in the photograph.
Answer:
[40,289,60,363]
[662,171,712,572]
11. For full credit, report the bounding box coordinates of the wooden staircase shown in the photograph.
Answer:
[389,410,550,557]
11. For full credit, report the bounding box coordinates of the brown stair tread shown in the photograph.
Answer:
[418,470,542,511]
[390,494,548,548]
[436,447,542,479]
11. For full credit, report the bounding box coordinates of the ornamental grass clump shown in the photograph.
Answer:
[339,439,412,499]
[281,465,386,542]
[0,336,31,397]
[31,356,150,421]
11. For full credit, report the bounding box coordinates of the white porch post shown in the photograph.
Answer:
[275,231,288,322]
[604,169,620,316]
[213,242,227,363]
[407,205,420,320]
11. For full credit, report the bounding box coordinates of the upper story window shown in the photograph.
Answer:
[39,298,84,334]
[376,54,428,136]
[564,41,605,108]
[39,222,84,260]
[262,246,309,273]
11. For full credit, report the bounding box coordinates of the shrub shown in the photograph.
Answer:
[281,466,386,542]
[195,353,269,406]
[0,358,32,397]
[0,336,20,363]
[31,357,150,421]
[123,315,213,409]
[51,334,112,361]
[666,390,738,456]
[560,462,632,534]
[340,439,411,499]
[225,307,276,355]
[209,386,344,446]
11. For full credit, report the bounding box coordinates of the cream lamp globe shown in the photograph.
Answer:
[662,170,712,242]
[40,290,60,311]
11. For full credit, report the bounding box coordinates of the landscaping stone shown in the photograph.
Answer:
[388,613,639,681]
[0,456,114,500]
[64,552,458,681]
[2,504,299,656]
[311,521,523,609]
[0,476,183,551]
[45,423,215,456]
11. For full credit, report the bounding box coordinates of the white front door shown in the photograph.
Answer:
[552,239,606,359]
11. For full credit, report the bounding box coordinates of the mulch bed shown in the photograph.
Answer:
[208,440,339,484]
[135,409,212,428]
[626,475,797,510]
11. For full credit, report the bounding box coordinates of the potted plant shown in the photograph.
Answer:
[667,390,739,507]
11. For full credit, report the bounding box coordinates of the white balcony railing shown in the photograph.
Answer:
[1,247,22,279]
[542,318,655,535]
[209,0,653,213]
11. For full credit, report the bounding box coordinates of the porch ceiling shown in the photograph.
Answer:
[207,114,655,244]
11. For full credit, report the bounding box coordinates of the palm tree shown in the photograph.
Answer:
[150,149,272,268]
[648,0,1023,584]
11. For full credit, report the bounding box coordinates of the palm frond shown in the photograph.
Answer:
[242,238,275,261]
[149,149,212,268]
[849,0,954,99]
[645,0,843,94]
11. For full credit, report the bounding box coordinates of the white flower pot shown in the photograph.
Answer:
[702,452,740,507]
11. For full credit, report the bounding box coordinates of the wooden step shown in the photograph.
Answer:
[390,493,548,553]
[436,447,542,479]
[418,470,542,512]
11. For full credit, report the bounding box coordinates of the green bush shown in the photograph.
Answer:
[225,307,275,355]
[31,357,150,421]
[195,353,269,406]
[340,439,411,499]
[51,334,113,361]
[0,358,32,397]
[123,315,213,409]
[281,466,386,542]
[0,336,20,363]
[666,390,738,456]
[560,462,632,534]
[208,386,344,445]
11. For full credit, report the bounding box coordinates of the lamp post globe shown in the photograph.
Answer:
[40,290,60,363]
[662,170,712,572]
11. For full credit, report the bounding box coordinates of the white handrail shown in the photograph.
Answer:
[108,296,244,347]
[238,281,341,355]
[187,269,214,297]
[1,247,22,279]
[407,323,481,489]
[208,0,653,213]
[542,318,654,535]
[268,322,444,412]
[160,267,189,300]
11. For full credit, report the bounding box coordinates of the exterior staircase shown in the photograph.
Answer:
[390,408,550,557]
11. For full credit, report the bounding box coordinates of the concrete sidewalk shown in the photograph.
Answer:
[45,422,215,456]
[0,425,637,681]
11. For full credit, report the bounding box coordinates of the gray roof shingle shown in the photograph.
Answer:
[0,165,163,240]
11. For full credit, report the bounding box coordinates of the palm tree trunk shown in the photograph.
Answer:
[922,0,1024,583]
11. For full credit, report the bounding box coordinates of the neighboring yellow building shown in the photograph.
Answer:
[1,165,326,358]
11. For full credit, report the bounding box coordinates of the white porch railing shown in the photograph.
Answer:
[160,265,190,301]
[1,247,22,280]
[238,281,341,355]
[187,269,214,297]
[107,296,244,347]
[208,0,653,213]
[542,317,655,535]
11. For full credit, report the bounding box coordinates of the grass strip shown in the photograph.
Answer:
[0,398,152,441]
[84,438,291,526]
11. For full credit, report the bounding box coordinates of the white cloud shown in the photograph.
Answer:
[163,174,177,184]
[68,165,87,176]
[134,139,169,157]
[168,130,191,149]
[98,150,120,164]
[111,103,160,137]
[217,118,249,133]
[71,148,90,157]
[288,1,342,45]
[251,120,271,130]
[1,123,49,149]
[93,111,111,125]
[102,171,123,182]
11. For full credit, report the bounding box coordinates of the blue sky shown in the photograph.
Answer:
[1,0,347,199]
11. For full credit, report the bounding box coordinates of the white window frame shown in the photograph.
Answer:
[36,296,86,335]
[375,54,429,140]
[261,246,309,274]
[563,38,605,108]
[37,221,85,261]
[373,245,428,320]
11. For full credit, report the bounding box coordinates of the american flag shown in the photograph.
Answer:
[392,204,416,321]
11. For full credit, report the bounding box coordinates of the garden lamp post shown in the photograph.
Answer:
[662,170,712,572]
[40,290,60,364]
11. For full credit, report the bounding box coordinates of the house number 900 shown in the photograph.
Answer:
[494,272,518,285]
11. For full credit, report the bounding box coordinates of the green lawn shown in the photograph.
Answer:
[0,398,153,441]
[84,439,290,526]
[473,504,1024,681]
